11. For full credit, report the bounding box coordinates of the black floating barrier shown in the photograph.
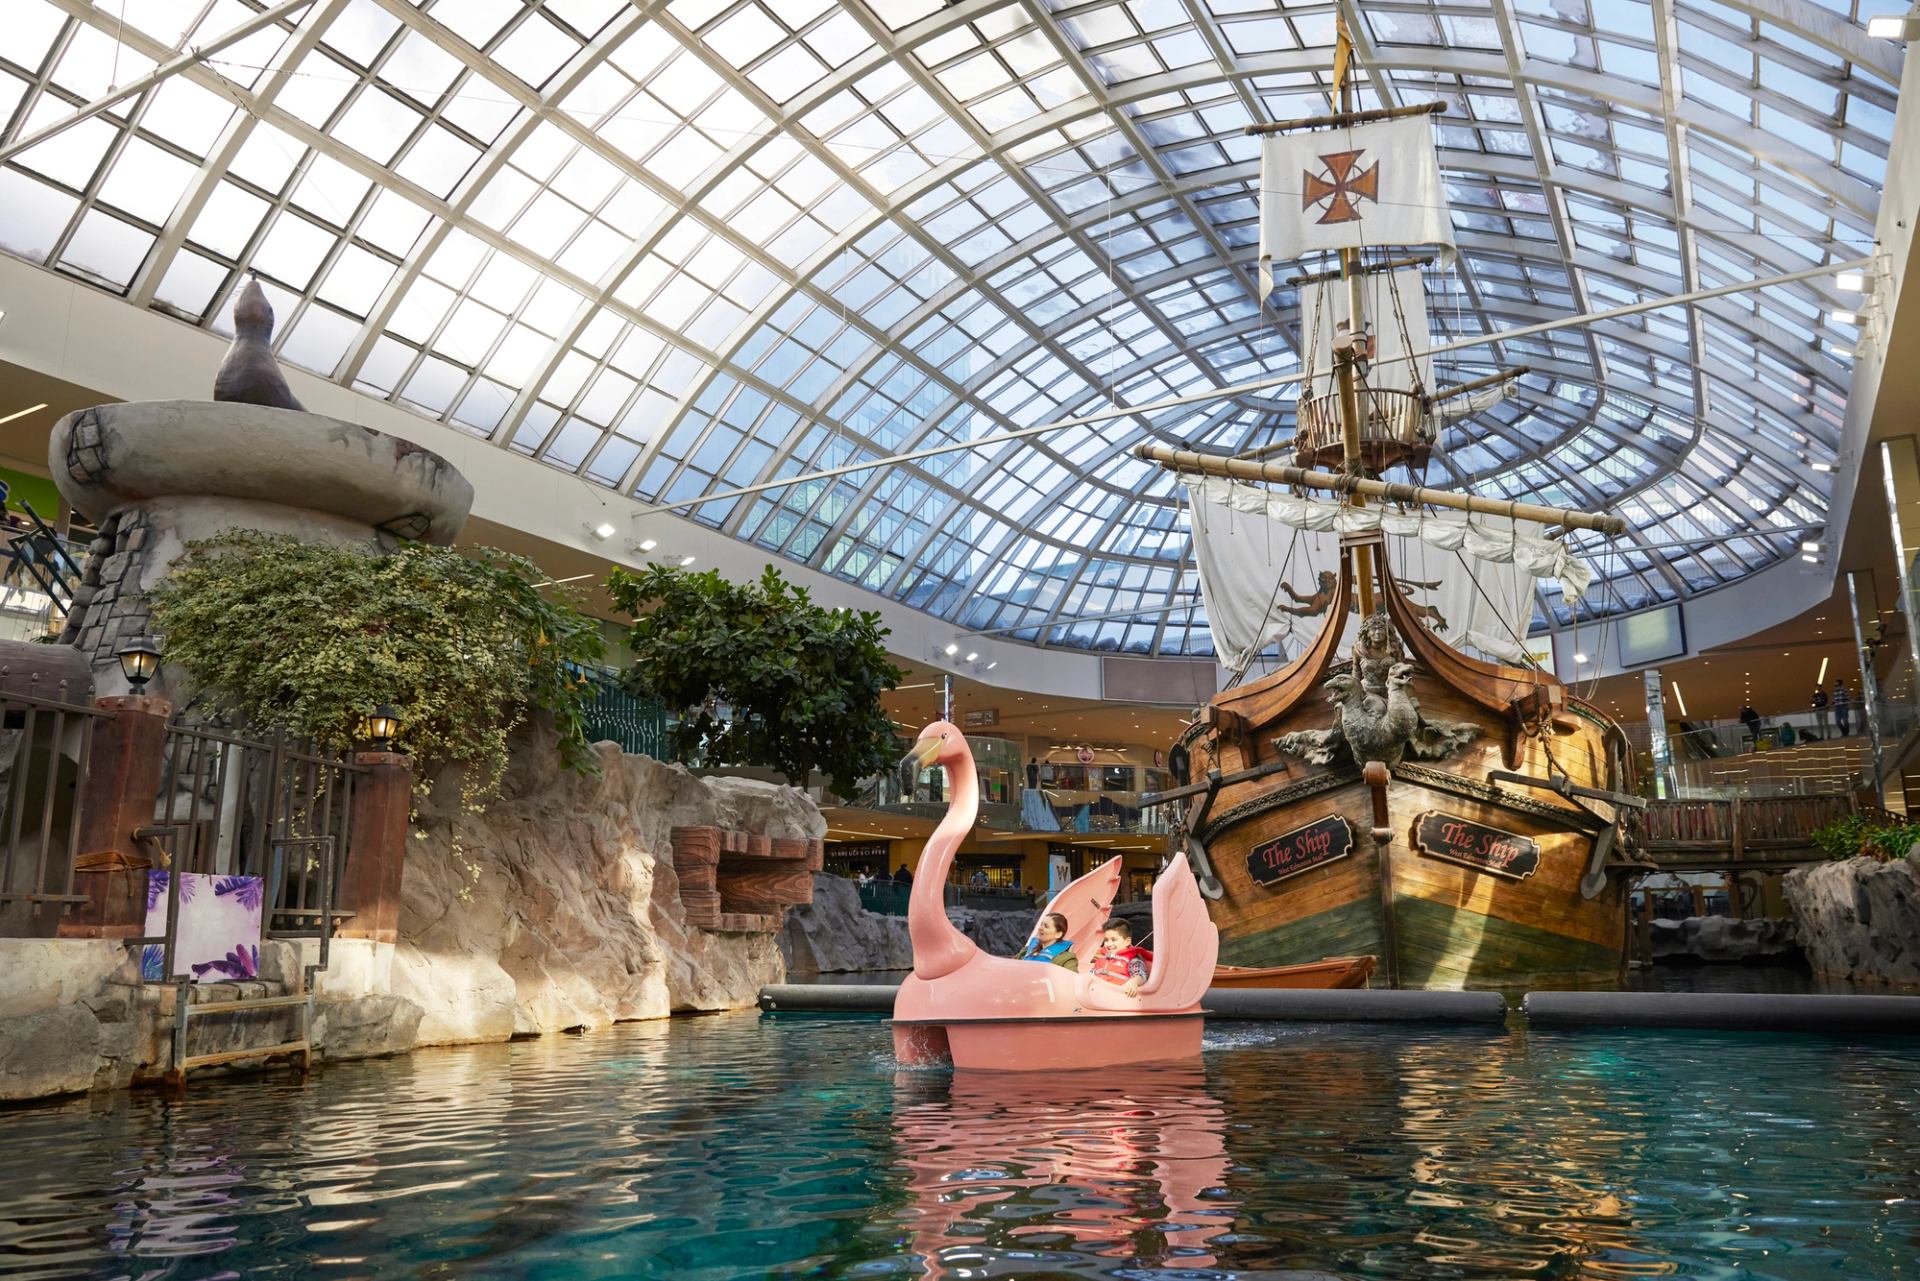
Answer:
[758,984,1507,1024]
[759,984,896,1013]
[1203,988,1507,1024]
[1522,991,1920,1034]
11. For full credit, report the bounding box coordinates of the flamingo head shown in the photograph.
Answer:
[898,719,967,790]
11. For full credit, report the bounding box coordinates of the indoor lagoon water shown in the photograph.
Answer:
[1,1016,1915,1280]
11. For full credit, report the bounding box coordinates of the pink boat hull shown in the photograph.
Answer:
[893,1013,1205,1072]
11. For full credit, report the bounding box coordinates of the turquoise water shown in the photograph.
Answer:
[1,1016,1916,1279]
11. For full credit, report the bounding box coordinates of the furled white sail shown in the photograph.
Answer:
[1187,477,1583,671]
[1306,267,1432,399]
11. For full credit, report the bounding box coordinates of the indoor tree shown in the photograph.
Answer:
[606,562,906,798]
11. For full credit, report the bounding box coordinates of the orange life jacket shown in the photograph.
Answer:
[1089,945,1151,985]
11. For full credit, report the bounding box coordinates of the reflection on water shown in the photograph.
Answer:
[0,1016,1915,1279]
[893,1065,1232,1277]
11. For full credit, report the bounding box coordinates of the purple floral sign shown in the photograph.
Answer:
[140,871,265,983]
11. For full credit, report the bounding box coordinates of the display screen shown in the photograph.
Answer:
[1616,603,1686,666]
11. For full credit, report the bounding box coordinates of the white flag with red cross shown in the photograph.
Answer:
[1257,113,1455,299]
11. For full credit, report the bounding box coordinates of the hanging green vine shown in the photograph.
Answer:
[147,532,605,816]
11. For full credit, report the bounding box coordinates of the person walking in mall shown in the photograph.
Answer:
[1834,680,1852,737]
[1026,757,1040,789]
[1810,685,1830,739]
[1739,703,1762,751]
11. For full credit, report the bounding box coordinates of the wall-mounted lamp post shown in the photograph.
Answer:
[116,636,162,692]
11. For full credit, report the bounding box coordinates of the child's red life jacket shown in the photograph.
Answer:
[1089,945,1152,985]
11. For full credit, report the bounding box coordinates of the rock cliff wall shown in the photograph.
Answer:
[395,738,823,1044]
[1783,852,1920,986]
[780,873,1037,973]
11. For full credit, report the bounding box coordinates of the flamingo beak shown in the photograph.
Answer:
[898,734,941,788]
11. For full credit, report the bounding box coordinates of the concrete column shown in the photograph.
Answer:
[335,751,413,944]
[60,694,172,939]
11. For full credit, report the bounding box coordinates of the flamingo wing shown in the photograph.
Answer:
[1132,853,1219,1010]
[1034,856,1123,964]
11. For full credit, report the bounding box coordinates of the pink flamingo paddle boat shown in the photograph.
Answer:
[891,720,1219,1071]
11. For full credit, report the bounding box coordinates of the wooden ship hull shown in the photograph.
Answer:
[1179,550,1636,990]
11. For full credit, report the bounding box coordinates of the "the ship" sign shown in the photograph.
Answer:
[1412,811,1540,880]
[1246,815,1354,887]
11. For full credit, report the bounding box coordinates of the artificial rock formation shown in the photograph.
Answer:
[214,277,304,411]
[1648,915,1799,963]
[1783,851,1920,985]
[779,872,1037,974]
[394,738,824,1044]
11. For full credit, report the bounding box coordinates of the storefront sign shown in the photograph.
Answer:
[1246,816,1353,887]
[962,708,999,728]
[1412,811,1540,880]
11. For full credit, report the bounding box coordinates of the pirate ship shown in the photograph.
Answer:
[1135,30,1648,989]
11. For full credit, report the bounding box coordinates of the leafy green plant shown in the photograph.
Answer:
[147,531,605,807]
[607,562,906,798]
[1810,812,1920,862]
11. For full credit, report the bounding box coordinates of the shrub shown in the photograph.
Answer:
[146,531,604,808]
[1810,812,1920,862]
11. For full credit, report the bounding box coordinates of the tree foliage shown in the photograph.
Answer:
[147,532,605,807]
[607,562,905,797]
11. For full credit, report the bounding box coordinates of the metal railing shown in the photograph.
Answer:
[0,678,105,935]
[155,718,366,934]
[580,668,672,759]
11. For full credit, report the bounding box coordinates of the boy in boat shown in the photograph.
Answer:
[1018,912,1078,970]
[1089,917,1151,998]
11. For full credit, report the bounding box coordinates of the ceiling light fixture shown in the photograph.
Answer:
[589,521,616,541]
[636,538,658,552]
[1818,656,1829,685]
[1836,270,1866,292]
[944,643,959,656]
[679,555,696,567]
[1867,13,1920,39]
[1671,681,1688,717]
[1830,309,1858,325]
[0,402,49,426]
[964,652,978,662]
[1811,461,1836,473]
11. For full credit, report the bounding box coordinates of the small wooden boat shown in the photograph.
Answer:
[1211,956,1376,990]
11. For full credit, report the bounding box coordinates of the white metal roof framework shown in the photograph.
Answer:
[0,0,1898,657]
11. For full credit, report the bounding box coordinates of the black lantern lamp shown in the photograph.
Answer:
[360,704,401,752]
[117,636,162,693]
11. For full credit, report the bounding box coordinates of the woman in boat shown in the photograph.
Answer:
[1018,913,1078,969]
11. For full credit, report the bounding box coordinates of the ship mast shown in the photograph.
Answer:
[1333,47,1376,618]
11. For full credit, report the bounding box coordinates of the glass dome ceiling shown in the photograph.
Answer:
[0,0,1898,657]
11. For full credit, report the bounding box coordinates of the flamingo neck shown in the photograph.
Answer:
[908,757,981,979]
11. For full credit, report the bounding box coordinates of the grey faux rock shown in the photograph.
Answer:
[779,873,1038,973]
[1648,915,1800,962]
[1784,852,1920,985]
[214,278,304,411]
[313,994,423,1060]
[0,1005,101,1101]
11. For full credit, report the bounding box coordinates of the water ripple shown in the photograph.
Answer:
[0,1018,1915,1279]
